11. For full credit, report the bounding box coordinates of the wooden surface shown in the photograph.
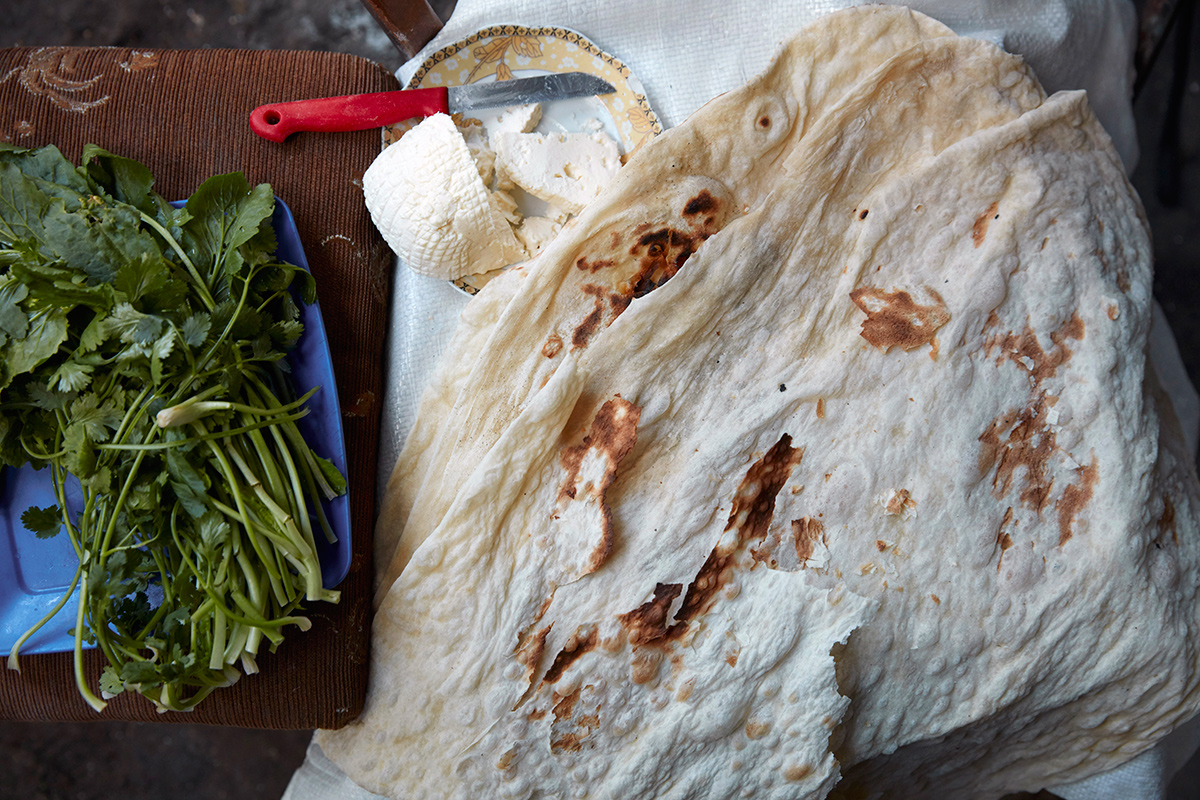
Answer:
[0,45,400,729]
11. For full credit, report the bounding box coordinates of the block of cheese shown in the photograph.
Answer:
[492,129,622,215]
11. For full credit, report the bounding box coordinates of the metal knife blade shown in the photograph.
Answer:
[448,73,616,112]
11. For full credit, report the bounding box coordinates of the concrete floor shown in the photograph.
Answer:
[0,1,1198,799]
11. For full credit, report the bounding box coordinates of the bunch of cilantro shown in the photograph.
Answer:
[0,142,344,713]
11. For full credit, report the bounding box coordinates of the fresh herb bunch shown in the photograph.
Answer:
[0,143,345,712]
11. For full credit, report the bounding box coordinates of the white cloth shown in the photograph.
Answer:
[300,2,1199,799]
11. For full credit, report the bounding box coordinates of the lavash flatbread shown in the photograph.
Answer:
[329,6,1200,799]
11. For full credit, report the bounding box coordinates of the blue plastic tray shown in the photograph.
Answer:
[0,198,351,656]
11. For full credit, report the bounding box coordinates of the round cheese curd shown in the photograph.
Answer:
[363,113,526,280]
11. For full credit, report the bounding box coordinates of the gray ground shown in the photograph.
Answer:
[0,1,1197,798]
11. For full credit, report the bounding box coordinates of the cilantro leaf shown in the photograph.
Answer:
[120,660,161,685]
[180,313,211,347]
[180,173,274,282]
[166,446,210,519]
[0,143,89,195]
[81,145,156,215]
[68,393,122,443]
[49,360,93,393]
[1,307,68,394]
[313,453,348,497]
[99,666,126,697]
[0,276,29,340]
[29,382,76,410]
[40,196,162,286]
[62,423,96,478]
[197,510,231,553]
[269,319,304,349]
[21,504,63,539]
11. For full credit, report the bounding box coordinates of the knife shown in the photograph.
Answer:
[249,73,616,143]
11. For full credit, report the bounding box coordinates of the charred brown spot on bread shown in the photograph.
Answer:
[859,209,869,220]
[850,286,951,356]
[791,517,826,565]
[996,506,1015,570]
[542,626,599,686]
[609,291,632,322]
[571,284,608,350]
[542,333,563,358]
[979,314,1088,522]
[618,583,682,647]
[558,396,641,502]
[972,201,1000,247]
[683,189,719,217]
[557,397,641,573]
[979,399,1057,512]
[1093,245,1131,294]
[886,488,915,515]
[623,437,804,648]
[551,688,579,721]
[745,719,772,739]
[550,732,587,754]
[630,649,663,684]
[1057,460,1098,546]
[570,283,635,352]
[998,508,1014,546]
[549,686,600,753]
[496,747,518,770]
[671,436,803,632]
[513,624,553,685]
[576,256,615,273]
[725,631,742,667]
[549,687,601,754]
[783,764,813,782]
[625,209,724,298]
[984,314,1085,384]
[1117,269,1131,293]
[816,398,826,419]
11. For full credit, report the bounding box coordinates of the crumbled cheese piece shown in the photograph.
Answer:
[492,130,622,215]
[362,113,525,280]
[491,187,523,227]
[578,117,606,135]
[544,203,571,225]
[485,103,543,138]
[514,216,563,258]
[456,116,495,185]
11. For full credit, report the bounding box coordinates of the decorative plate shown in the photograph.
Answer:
[385,25,663,295]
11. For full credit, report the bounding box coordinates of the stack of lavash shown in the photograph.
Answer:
[318,6,1200,799]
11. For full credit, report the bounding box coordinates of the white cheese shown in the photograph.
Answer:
[362,113,526,280]
[514,215,563,257]
[492,130,622,215]
[456,116,495,185]
[483,103,543,139]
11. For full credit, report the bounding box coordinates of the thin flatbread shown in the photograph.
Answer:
[332,6,1200,799]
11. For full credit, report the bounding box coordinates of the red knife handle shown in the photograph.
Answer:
[249,87,450,143]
